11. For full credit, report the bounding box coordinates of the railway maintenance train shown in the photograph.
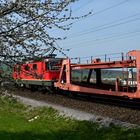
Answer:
[12,50,140,100]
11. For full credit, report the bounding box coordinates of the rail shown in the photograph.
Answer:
[71,52,134,64]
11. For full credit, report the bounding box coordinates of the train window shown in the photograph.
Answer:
[33,64,37,70]
[45,62,51,70]
[25,65,29,71]
[45,61,59,71]
[50,61,59,70]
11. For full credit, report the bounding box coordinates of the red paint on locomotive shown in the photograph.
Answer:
[13,58,63,84]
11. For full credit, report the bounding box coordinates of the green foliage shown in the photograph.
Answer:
[0,64,12,78]
[0,96,140,140]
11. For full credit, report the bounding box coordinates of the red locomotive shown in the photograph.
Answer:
[13,57,63,90]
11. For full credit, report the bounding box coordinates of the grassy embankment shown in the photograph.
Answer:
[0,94,140,140]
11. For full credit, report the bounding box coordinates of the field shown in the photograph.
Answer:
[0,94,140,140]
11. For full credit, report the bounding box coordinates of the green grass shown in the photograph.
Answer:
[0,95,140,140]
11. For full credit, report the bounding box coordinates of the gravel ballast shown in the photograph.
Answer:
[1,85,140,127]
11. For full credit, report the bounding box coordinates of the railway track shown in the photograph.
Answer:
[70,93,140,110]
[2,85,139,125]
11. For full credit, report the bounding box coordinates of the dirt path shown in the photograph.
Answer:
[14,94,139,128]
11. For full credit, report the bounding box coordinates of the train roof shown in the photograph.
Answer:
[21,57,64,64]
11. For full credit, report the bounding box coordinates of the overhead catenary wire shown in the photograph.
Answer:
[67,13,140,39]
[63,30,140,49]
[64,29,140,47]
[89,0,129,16]
[73,0,95,13]
[54,0,139,58]
[73,0,130,24]
[54,41,70,58]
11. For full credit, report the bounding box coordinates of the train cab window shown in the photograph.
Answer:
[25,65,29,71]
[45,61,59,71]
[33,64,37,70]
[51,62,59,70]
[45,62,51,70]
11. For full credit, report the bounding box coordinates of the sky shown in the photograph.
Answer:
[51,0,140,62]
